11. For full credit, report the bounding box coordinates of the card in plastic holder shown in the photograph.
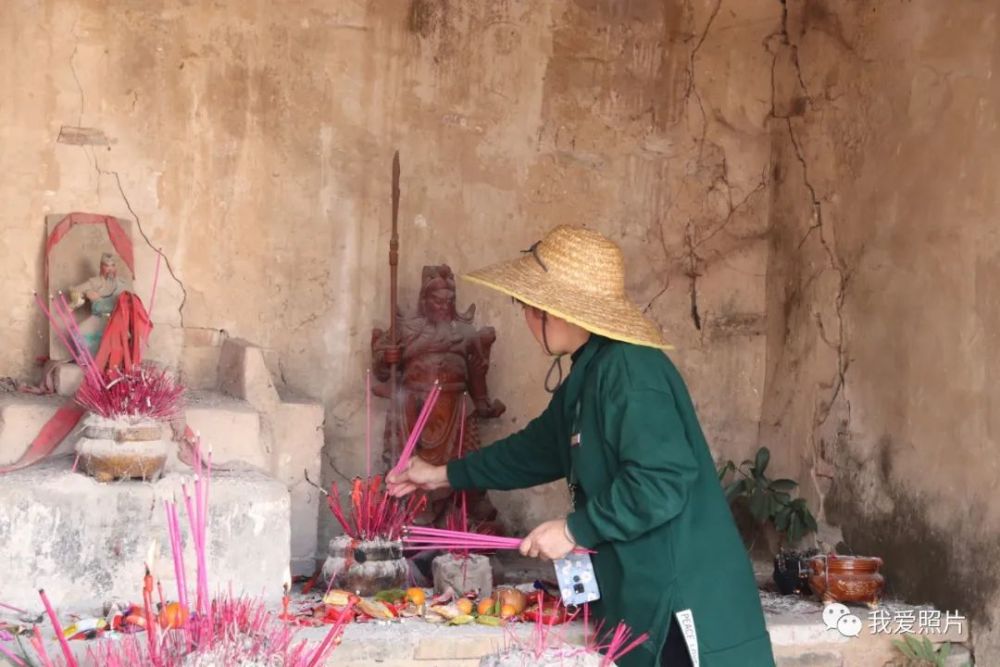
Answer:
[553,552,600,606]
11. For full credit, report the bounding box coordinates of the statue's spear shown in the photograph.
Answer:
[387,151,401,465]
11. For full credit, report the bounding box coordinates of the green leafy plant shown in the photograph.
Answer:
[891,634,969,666]
[717,446,818,548]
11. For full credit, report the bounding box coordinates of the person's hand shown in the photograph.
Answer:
[386,456,449,497]
[519,518,575,560]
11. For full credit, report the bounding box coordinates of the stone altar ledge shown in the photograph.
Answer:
[0,455,289,612]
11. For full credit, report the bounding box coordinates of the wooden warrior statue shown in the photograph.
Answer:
[371,264,505,524]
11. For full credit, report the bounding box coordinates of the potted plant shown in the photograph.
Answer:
[717,447,819,595]
[891,634,970,667]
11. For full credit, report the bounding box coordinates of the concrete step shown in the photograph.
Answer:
[184,389,263,467]
[0,392,68,466]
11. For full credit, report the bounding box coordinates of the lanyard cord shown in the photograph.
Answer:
[518,240,564,392]
[541,311,564,393]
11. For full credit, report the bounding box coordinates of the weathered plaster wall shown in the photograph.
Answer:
[0,0,780,550]
[764,0,1000,660]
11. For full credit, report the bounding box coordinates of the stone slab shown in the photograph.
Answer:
[0,456,289,612]
[762,593,971,645]
[764,592,973,666]
[775,651,844,667]
[184,390,265,468]
[271,396,324,575]
[433,552,494,598]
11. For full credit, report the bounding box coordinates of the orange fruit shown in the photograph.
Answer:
[405,587,426,606]
[500,604,517,619]
[496,587,527,614]
[456,598,474,615]
[158,602,189,629]
[477,598,495,616]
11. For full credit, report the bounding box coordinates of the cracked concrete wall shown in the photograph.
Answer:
[0,0,780,551]
[764,0,1000,661]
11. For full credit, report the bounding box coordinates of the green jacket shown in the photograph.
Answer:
[447,335,775,667]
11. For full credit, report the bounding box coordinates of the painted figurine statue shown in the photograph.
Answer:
[372,265,505,523]
[67,252,127,356]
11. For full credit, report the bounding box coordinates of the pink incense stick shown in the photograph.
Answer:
[365,369,372,479]
[182,484,206,615]
[535,592,544,656]
[165,500,189,611]
[33,294,78,372]
[47,294,102,390]
[54,294,99,373]
[403,526,594,554]
[390,383,441,477]
[397,384,440,466]
[190,435,210,614]
[29,627,53,667]
[0,600,28,614]
[148,249,162,316]
[306,608,351,667]
[456,396,468,538]
[0,641,25,667]
[201,448,212,607]
[38,589,78,667]
[599,623,649,667]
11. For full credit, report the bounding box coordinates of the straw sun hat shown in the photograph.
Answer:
[462,225,672,350]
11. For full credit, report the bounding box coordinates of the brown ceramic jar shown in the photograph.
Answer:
[808,555,886,607]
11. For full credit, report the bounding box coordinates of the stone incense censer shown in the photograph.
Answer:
[74,364,183,483]
[319,475,424,596]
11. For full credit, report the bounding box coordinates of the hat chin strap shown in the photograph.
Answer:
[542,312,564,393]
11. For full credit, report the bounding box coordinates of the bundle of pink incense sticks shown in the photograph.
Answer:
[401,525,594,555]
[388,382,442,477]
[594,621,651,667]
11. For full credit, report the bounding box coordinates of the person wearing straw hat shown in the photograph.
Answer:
[388,226,774,667]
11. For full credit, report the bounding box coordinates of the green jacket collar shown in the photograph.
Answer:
[561,334,609,415]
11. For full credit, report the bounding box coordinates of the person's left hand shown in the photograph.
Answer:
[519,518,575,560]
